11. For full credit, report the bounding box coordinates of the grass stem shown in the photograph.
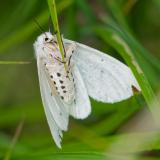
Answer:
[47,0,67,71]
[3,119,24,160]
[0,61,31,64]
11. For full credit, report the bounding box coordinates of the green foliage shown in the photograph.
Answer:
[0,0,160,159]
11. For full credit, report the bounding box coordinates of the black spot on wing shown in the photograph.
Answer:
[61,96,64,100]
[59,80,63,84]
[50,75,53,78]
[57,72,61,77]
[61,86,65,89]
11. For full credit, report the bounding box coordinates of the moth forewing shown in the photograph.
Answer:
[36,58,66,148]
[37,58,69,130]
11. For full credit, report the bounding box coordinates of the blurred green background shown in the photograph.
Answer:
[1,0,160,159]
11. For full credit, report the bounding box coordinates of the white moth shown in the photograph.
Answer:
[34,32,140,148]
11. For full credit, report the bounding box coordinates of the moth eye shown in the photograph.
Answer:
[45,37,49,41]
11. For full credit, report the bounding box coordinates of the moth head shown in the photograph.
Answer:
[36,32,56,44]
[34,32,57,58]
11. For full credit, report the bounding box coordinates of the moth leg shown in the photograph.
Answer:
[66,43,77,59]
[54,57,66,64]
[67,54,72,66]
[65,43,77,66]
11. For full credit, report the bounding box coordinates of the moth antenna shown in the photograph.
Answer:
[33,18,45,33]
[48,16,53,33]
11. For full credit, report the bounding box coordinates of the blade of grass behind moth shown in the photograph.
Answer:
[103,96,160,156]
[104,3,160,73]
[4,119,24,160]
[103,0,160,74]
[76,0,97,26]
[7,133,160,160]
[105,0,132,33]
[107,18,160,72]
[0,61,31,65]
[64,2,78,39]
[0,10,48,54]
[105,132,160,154]
[95,26,160,124]
[11,152,107,160]
[69,121,110,151]
[0,133,33,157]
[0,0,74,54]
[104,20,160,88]
[92,98,141,135]
[0,1,33,37]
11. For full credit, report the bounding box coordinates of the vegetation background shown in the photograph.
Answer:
[0,0,160,159]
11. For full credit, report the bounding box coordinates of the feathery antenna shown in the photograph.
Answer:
[48,16,53,33]
[33,18,45,33]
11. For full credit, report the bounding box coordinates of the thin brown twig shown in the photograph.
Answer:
[3,119,25,160]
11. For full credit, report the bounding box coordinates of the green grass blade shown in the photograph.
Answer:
[0,0,73,54]
[4,120,24,160]
[95,26,160,122]
[106,0,131,33]
[11,152,107,160]
[47,0,65,62]
[105,2,160,74]
[0,61,31,65]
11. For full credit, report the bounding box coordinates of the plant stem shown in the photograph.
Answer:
[0,61,31,64]
[4,119,24,160]
[47,0,67,70]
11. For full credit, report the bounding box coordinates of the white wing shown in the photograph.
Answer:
[68,65,91,119]
[64,39,140,103]
[37,58,69,148]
